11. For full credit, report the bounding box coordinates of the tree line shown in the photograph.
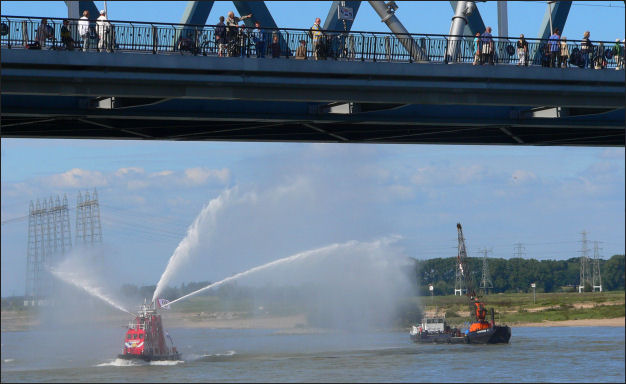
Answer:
[414,254,625,296]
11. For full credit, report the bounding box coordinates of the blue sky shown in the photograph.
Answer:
[1,1,625,297]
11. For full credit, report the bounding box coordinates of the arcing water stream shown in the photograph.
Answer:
[49,265,134,316]
[152,189,234,303]
[167,236,403,307]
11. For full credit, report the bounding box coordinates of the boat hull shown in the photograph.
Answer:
[466,325,511,344]
[117,352,181,362]
[410,332,466,344]
[411,325,511,344]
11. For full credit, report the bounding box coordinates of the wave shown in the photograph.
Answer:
[150,360,185,366]
[186,350,237,362]
[95,358,143,367]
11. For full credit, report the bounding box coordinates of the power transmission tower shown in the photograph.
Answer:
[479,248,493,295]
[578,230,591,293]
[513,242,526,258]
[454,257,465,296]
[75,189,103,246]
[592,241,603,292]
[25,195,72,306]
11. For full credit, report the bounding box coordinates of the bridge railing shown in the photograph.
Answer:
[1,15,623,68]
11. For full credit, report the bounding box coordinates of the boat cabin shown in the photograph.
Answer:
[422,316,445,333]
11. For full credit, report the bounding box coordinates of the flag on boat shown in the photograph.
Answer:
[157,298,170,310]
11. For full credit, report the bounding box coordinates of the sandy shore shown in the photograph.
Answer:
[512,317,625,327]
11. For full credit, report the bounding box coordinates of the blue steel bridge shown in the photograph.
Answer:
[1,1,624,146]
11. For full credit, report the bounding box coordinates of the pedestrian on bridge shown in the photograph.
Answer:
[559,36,569,68]
[472,32,481,65]
[516,34,528,66]
[215,16,226,57]
[548,28,561,68]
[480,27,494,65]
[35,18,53,49]
[310,17,324,60]
[252,21,266,58]
[296,39,307,60]
[78,10,90,52]
[97,10,112,53]
[60,19,74,50]
[225,10,252,57]
[614,39,624,70]
[580,31,592,69]
[271,33,281,58]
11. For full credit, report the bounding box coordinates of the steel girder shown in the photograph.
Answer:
[537,0,572,40]
[65,1,99,20]
[2,96,623,146]
[180,1,215,26]
[323,1,362,32]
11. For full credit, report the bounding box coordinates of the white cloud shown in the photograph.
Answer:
[150,170,174,178]
[183,167,230,186]
[115,167,144,177]
[45,168,108,188]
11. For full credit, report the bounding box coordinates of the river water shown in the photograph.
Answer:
[1,326,624,382]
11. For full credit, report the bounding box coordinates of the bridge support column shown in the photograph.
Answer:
[446,1,475,63]
[368,1,429,62]
[65,0,99,20]
[449,1,486,37]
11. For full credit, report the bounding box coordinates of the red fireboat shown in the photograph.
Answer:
[118,300,181,362]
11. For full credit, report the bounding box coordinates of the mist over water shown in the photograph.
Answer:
[169,236,416,330]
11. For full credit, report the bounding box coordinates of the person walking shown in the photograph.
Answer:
[310,17,324,60]
[580,31,592,68]
[559,36,569,68]
[96,10,112,52]
[215,16,226,57]
[78,10,90,51]
[516,34,528,66]
[472,32,481,65]
[548,28,560,68]
[252,21,266,58]
[480,26,494,65]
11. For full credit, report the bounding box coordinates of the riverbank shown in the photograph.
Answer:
[2,308,624,332]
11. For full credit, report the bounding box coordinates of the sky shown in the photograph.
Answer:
[1,1,625,297]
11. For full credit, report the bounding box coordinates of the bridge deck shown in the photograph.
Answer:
[1,48,624,146]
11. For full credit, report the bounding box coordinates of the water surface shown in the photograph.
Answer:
[2,326,624,382]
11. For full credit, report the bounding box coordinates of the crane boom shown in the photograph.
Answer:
[456,223,476,299]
